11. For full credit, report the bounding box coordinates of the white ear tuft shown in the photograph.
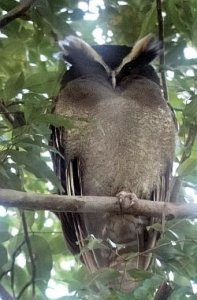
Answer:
[130,34,156,59]
[115,34,161,75]
[58,35,111,74]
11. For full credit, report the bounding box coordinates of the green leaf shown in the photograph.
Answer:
[154,238,185,261]
[127,269,152,280]
[169,287,193,300]
[174,273,191,287]
[24,71,59,96]
[168,87,185,110]
[4,72,24,100]
[133,274,164,300]
[0,221,11,243]
[7,149,62,190]
[177,157,197,177]
[183,95,197,123]
[23,235,53,290]
[34,113,74,129]
[90,268,120,285]
[0,244,8,268]
[50,234,68,255]
[166,0,190,37]
[166,219,195,238]
[139,2,156,38]
[86,235,105,251]
[7,234,24,257]
[13,265,28,294]
[0,0,18,11]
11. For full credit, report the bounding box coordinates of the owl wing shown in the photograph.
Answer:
[50,126,99,272]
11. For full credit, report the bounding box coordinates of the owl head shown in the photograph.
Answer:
[58,34,162,88]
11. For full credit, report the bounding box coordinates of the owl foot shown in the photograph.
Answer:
[116,191,138,212]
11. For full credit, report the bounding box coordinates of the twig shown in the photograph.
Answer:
[126,238,197,262]
[0,240,25,282]
[0,188,197,219]
[0,101,25,128]
[19,212,36,300]
[0,102,15,125]
[180,125,197,164]
[10,240,26,298]
[156,0,168,101]
[0,240,25,299]
[0,0,37,28]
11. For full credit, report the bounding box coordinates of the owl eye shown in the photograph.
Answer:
[127,66,132,71]
[121,64,133,75]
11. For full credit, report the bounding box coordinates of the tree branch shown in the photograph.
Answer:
[19,212,36,300]
[0,0,37,28]
[0,189,196,219]
[0,102,15,125]
[154,282,172,300]
[156,0,168,102]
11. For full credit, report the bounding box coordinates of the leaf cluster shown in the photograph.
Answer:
[0,0,197,299]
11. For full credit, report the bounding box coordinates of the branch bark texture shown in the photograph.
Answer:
[0,189,196,219]
[0,0,37,28]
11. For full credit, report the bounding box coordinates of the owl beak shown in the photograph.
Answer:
[111,71,116,89]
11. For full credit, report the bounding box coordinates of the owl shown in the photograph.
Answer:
[51,34,176,291]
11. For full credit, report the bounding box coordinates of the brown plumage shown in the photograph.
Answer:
[51,34,176,291]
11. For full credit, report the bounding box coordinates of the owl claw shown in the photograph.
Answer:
[116,191,137,212]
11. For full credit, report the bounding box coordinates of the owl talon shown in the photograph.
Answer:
[116,191,137,212]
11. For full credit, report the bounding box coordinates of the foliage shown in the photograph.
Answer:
[0,0,197,299]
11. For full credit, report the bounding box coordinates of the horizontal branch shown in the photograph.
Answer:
[0,189,197,219]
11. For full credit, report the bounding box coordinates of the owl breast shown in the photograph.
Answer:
[56,75,175,199]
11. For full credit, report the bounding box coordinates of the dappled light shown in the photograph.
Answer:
[0,0,197,299]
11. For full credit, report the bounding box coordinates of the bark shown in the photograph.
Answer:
[0,0,37,28]
[0,189,196,218]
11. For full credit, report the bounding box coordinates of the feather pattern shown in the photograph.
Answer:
[50,34,176,291]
